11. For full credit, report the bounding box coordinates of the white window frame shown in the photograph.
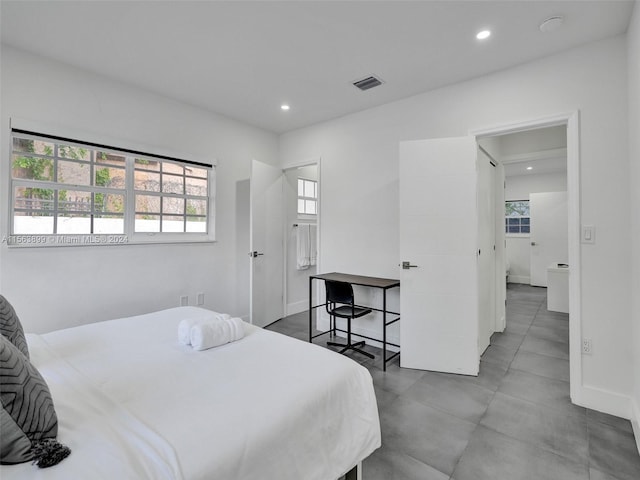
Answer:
[297,177,317,217]
[505,199,530,237]
[7,129,216,247]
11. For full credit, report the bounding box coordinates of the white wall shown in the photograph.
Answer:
[627,1,640,447]
[0,46,279,333]
[505,172,567,284]
[279,36,632,417]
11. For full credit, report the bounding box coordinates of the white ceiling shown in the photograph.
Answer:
[0,1,635,134]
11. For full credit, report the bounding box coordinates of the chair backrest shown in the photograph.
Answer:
[325,280,354,307]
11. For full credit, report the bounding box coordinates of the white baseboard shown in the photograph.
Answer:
[286,300,309,316]
[574,384,633,420]
[507,275,530,284]
[632,396,640,456]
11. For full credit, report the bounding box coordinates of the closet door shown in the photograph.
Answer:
[250,159,284,327]
[399,137,480,375]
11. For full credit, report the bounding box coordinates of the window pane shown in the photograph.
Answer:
[57,214,90,234]
[186,216,207,233]
[94,215,125,234]
[507,218,520,226]
[298,199,305,214]
[186,166,207,178]
[505,200,529,217]
[96,193,125,214]
[306,180,317,198]
[134,158,161,172]
[185,177,207,196]
[136,195,161,214]
[13,211,54,234]
[186,199,207,216]
[521,217,530,225]
[12,137,54,156]
[58,160,91,185]
[11,155,54,181]
[298,179,304,197]
[163,162,184,175]
[95,166,125,189]
[59,144,90,161]
[162,215,185,232]
[58,190,91,214]
[305,199,317,214]
[135,171,161,192]
[135,215,160,232]
[96,151,126,167]
[521,225,530,233]
[14,186,54,211]
[163,197,184,215]
[162,174,184,194]
[508,225,520,233]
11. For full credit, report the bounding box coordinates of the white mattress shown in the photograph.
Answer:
[2,307,381,480]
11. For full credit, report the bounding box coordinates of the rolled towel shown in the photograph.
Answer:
[178,311,229,345]
[190,317,245,351]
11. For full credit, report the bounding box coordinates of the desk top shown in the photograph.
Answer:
[311,272,400,289]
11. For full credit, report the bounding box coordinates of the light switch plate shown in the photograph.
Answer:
[582,225,595,244]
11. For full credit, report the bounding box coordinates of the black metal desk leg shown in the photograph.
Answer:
[309,277,313,343]
[383,289,387,372]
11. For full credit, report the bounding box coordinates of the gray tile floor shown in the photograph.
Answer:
[266,283,640,480]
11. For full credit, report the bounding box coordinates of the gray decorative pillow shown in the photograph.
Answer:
[0,295,29,358]
[0,335,70,467]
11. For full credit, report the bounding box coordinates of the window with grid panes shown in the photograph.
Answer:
[8,129,214,246]
[297,178,317,215]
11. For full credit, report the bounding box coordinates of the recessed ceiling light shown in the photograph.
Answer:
[476,30,491,40]
[526,166,533,170]
[539,16,564,33]
[281,104,290,111]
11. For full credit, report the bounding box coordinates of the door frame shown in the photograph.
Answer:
[470,111,582,404]
[281,157,322,317]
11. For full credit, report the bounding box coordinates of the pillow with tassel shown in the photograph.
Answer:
[0,295,29,359]
[0,335,70,467]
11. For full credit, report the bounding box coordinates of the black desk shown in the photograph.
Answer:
[309,272,400,371]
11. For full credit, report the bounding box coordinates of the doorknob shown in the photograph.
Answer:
[531,242,537,246]
[249,251,265,257]
[401,261,418,269]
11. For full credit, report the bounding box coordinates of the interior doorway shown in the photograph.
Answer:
[283,161,320,316]
[473,112,581,403]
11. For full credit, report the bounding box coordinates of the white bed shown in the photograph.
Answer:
[2,307,381,480]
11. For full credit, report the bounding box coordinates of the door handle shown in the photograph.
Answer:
[249,251,265,258]
[401,261,418,269]
[531,242,537,246]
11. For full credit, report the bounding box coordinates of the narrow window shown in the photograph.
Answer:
[297,178,317,215]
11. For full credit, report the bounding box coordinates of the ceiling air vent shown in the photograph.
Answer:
[352,75,384,91]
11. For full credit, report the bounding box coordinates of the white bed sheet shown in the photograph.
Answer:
[2,307,381,480]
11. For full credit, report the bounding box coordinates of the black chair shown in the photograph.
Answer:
[325,280,374,359]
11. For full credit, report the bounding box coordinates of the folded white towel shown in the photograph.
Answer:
[190,317,245,351]
[178,312,230,345]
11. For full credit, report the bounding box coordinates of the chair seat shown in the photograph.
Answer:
[330,305,372,318]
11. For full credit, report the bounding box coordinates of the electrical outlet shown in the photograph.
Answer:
[582,338,592,355]
[197,293,204,306]
[180,295,189,306]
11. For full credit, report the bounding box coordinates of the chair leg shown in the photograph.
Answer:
[326,317,375,360]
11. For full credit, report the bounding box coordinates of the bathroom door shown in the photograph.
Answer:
[250,159,284,327]
[399,136,480,375]
[529,191,568,287]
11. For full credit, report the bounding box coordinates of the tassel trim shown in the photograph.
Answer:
[31,439,71,468]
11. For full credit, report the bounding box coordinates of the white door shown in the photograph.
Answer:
[477,150,496,356]
[399,137,480,375]
[529,191,568,287]
[250,159,284,327]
